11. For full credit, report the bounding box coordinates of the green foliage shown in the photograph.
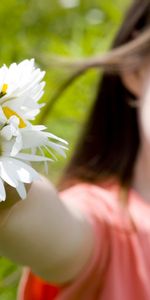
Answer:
[0,0,130,298]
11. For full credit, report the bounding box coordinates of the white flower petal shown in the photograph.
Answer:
[44,145,57,161]
[31,147,36,155]
[0,160,18,187]
[1,125,13,141]
[16,167,35,183]
[32,126,68,144]
[21,129,68,157]
[47,141,68,158]
[9,115,20,127]
[31,125,47,131]
[24,109,40,120]
[39,147,48,174]
[16,182,27,199]
[0,107,7,125]
[11,134,23,156]
[0,159,21,184]
[0,177,6,201]
[2,139,14,156]
[46,132,68,145]
[16,153,53,162]
[21,130,47,148]
[10,158,40,182]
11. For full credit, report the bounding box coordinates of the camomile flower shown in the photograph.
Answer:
[0,59,68,201]
[0,58,45,124]
[0,117,68,201]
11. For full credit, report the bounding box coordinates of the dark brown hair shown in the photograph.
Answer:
[57,0,150,190]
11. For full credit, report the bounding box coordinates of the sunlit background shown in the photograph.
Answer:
[0,0,130,298]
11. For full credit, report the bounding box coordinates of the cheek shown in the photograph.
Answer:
[139,85,150,142]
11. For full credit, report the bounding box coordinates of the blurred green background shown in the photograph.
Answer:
[0,0,130,299]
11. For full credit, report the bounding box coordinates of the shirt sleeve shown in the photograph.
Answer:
[56,183,111,300]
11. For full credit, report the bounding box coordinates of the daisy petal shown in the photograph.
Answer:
[11,134,23,156]
[39,147,48,174]
[31,125,47,131]
[1,125,13,141]
[0,177,6,201]
[16,153,53,162]
[47,141,68,158]
[0,160,18,187]
[46,132,68,144]
[0,106,7,125]
[22,130,47,148]
[10,158,40,182]
[16,182,27,200]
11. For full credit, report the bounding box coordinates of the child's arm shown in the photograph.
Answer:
[0,177,94,284]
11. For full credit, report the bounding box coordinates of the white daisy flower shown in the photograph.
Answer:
[0,59,68,201]
[0,58,45,125]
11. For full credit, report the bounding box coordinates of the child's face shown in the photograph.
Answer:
[137,61,150,145]
[121,58,150,145]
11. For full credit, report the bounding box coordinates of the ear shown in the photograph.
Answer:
[121,71,141,98]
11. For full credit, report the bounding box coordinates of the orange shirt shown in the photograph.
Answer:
[18,182,150,300]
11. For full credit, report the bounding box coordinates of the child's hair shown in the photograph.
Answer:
[57,0,150,186]
[57,0,150,190]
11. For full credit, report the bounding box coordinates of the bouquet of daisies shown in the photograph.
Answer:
[0,59,68,201]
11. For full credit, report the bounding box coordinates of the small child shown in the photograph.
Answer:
[0,0,150,299]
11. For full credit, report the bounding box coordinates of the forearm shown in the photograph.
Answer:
[0,177,94,283]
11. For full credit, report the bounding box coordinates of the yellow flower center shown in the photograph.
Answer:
[0,84,26,128]
[0,83,8,98]
[2,106,26,128]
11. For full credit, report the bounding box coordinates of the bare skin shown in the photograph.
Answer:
[122,58,150,202]
[0,177,94,284]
